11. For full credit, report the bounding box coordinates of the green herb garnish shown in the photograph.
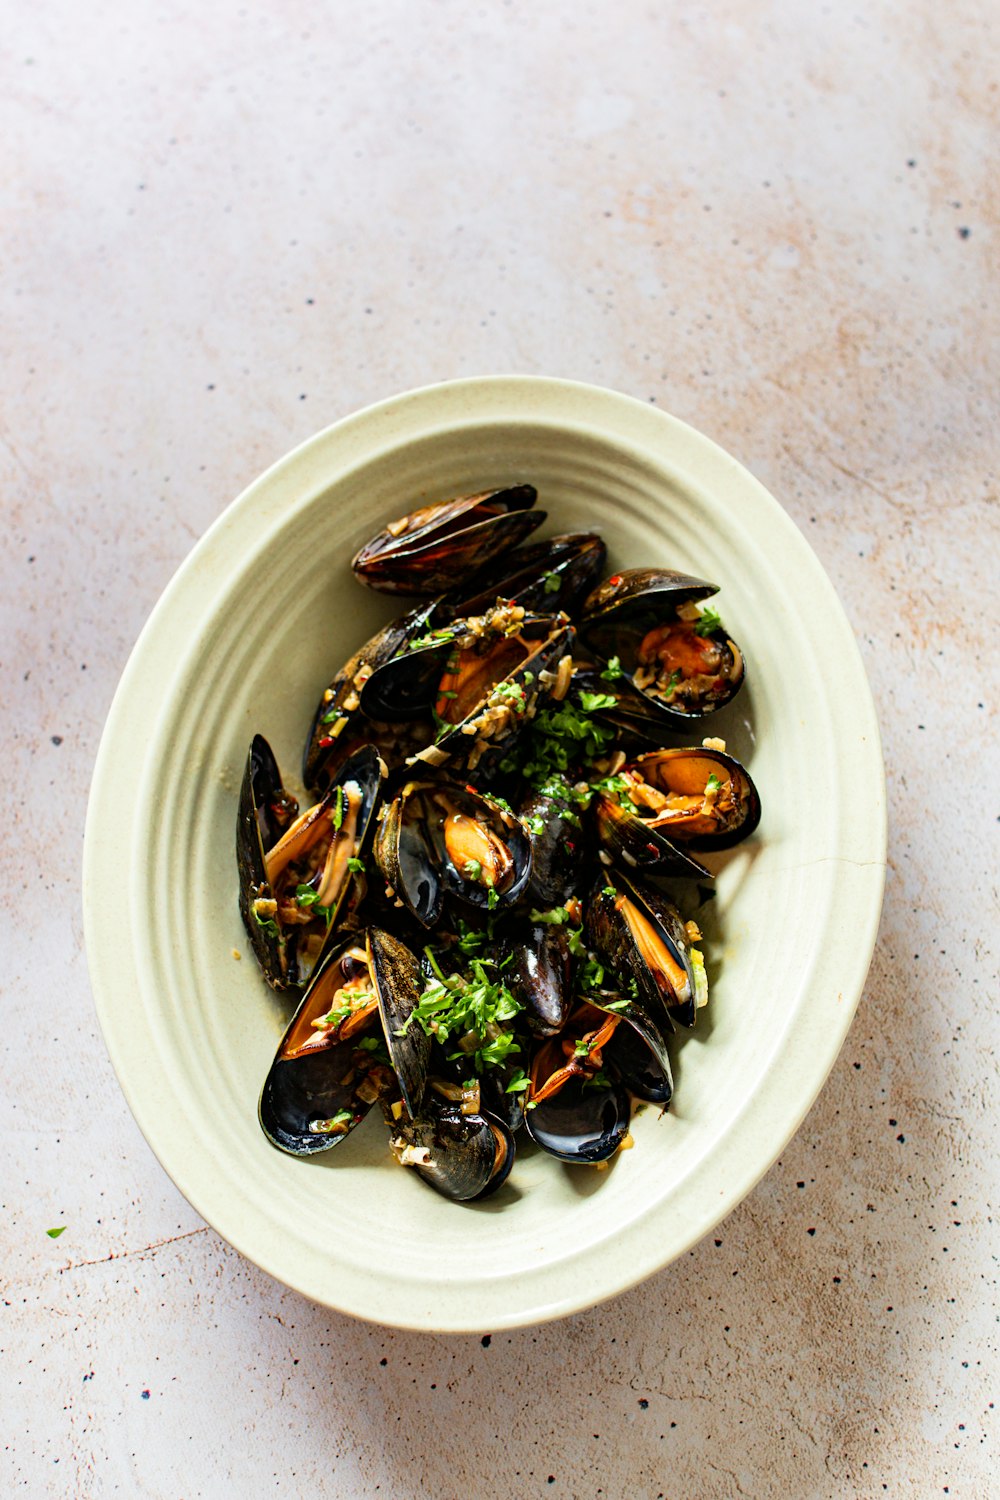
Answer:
[46,1226,67,1239]
[600,655,624,681]
[578,690,617,713]
[543,571,561,594]
[705,774,721,794]
[505,1069,531,1094]
[332,785,345,830]
[694,606,723,637]
[347,856,366,873]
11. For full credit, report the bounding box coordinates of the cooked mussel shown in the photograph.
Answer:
[389,1086,515,1201]
[352,485,545,596]
[519,776,590,906]
[579,568,745,724]
[367,926,429,1117]
[360,604,574,780]
[258,939,393,1155]
[504,919,574,1037]
[609,746,761,852]
[525,1003,632,1162]
[374,777,531,927]
[303,606,438,795]
[585,873,707,1030]
[237,739,386,990]
[442,531,607,619]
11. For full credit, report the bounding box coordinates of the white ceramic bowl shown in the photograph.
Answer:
[84,377,885,1331]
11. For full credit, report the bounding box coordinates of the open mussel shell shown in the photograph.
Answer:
[504,921,573,1038]
[367,927,429,1118]
[258,940,390,1155]
[389,1090,515,1201]
[579,567,745,725]
[352,485,545,596]
[525,1003,633,1163]
[443,531,608,619]
[593,790,711,881]
[237,739,387,991]
[362,607,574,782]
[589,993,674,1106]
[237,735,300,988]
[374,778,532,927]
[623,748,761,850]
[585,872,704,1030]
[303,605,438,795]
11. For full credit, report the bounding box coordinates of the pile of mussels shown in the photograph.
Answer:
[237,484,760,1203]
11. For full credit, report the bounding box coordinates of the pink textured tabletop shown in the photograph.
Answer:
[4,3,996,1496]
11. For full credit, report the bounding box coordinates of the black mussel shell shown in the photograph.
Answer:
[303,605,438,794]
[520,777,590,906]
[624,748,761,851]
[579,567,745,725]
[505,921,573,1038]
[237,740,386,991]
[368,927,429,1118]
[443,532,608,619]
[237,735,300,988]
[363,608,574,783]
[525,1076,630,1163]
[389,1092,515,1201]
[352,486,545,597]
[592,788,711,881]
[585,873,705,1031]
[589,992,674,1106]
[478,1062,530,1134]
[374,778,532,927]
[258,940,390,1155]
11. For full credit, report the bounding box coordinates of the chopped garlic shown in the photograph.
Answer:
[701,736,727,752]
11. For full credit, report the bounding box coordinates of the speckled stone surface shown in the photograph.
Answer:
[3,2,996,1495]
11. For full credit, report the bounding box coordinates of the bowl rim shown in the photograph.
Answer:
[83,375,887,1331]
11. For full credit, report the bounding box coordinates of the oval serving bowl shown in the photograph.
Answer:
[83,377,886,1332]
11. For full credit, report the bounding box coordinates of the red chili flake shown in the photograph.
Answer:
[608,574,622,587]
[318,736,334,748]
[646,843,659,855]
[566,841,576,852]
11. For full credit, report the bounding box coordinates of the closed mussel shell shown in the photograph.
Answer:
[237,734,300,989]
[258,939,390,1155]
[519,778,590,907]
[579,567,745,725]
[352,485,545,596]
[443,531,608,619]
[504,920,574,1038]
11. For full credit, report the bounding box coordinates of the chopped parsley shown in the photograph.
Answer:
[543,570,561,594]
[578,690,617,713]
[406,950,523,1076]
[463,858,483,883]
[705,774,721,794]
[661,669,681,699]
[486,886,499,910]
[524,813,546,837]
[251,907,280,938]
[295,883,319,907]
[407,627,456,651]
[332,786,345,830]
[347,856,366,873]
[46,1226,67,1239]
[580,957,606,991]
[581,1070,613,1092]
[600,655,624,681]
[311,1110,354,1133]
[599,995,632,1013]
[694,605,723,637]
[512,699,617,783]
[505,1069,531,1094]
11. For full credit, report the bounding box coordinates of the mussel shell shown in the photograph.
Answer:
[237,740,386,991]
[443,532,608,619]
[390,1094,515,1201]
[525,1075,631,1163]
[627,748,761,850]
[352,486,545,596]
[592,790,711,881]
[520,779,590,907]
[590,993,674,1106]
[504,921,573,1038]
[368,927,429,1118]
[237,735,295,987]
[258,940,385,1155]
[303,605,438,794]
[585,873,699,1030]
[579,567,745,725]
[374,779,532,927]
[364,611,575,783]
[479,1063,529,1134]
